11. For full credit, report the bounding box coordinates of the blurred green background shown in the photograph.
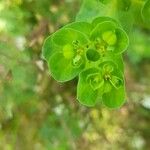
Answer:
[0,0,150,150]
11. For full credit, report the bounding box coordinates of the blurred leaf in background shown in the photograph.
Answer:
[127,28,150,64]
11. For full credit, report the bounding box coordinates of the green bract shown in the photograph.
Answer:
[90,21,129,55]
[46,28,89,82]
[99,60,125,108]
[42,16,129,108]
[77,68,102,106]
[77,60,125,108]
[92,17,120,28]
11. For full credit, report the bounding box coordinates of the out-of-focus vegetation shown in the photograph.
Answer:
[0,0,150,149]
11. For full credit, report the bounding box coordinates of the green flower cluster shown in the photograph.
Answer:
[42,17,129,108]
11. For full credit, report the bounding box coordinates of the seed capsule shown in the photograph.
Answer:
[63,44,74,59]
[102,31,117,46]
[72,55,82,67]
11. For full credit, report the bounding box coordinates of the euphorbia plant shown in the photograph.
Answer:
[42,0,150,108]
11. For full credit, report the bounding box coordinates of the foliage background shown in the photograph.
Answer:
[0,0,150,149]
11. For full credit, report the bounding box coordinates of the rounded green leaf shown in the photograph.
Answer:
[42,27,89,61]
[114,28,129,54]
[114,55,124,72]
[99,59,124,78]
[77,68,102,106]
[91,21,129,54]
[87,73,104,90]
[98,59,124,92]
[102,85,126,108]
[99,59,118,72]
[52,28,89,46]
[65,22,92,37]
[42,35,61,61]
[101,80,112,93]
[98,53,124,72]
[48,52,85,82]
[90,21,117,40]
[92,17,120,28]
[103,54,124,72]
[99,60,125,108]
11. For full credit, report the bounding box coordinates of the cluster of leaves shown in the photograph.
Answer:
[42,16,129,108]
[42,0,150,108]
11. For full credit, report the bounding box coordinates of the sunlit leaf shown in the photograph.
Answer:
[92,16,120,28]
[90,21,117,40]
[65,22,92,37]
[114,28,129,54]
[90,22,129,54]
[52,28,89,46]
[42,36,61,61]
[77,68,102,106]
[102,85,125,108]
[48,52,85,82]
[43,27,89,61]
